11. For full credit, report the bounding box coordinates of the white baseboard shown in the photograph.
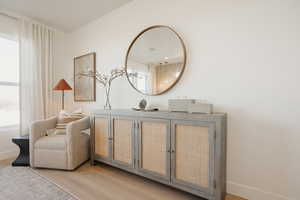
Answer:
[0,150,18,161]
[227,181,294,200]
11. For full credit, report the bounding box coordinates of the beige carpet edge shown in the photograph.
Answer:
[30,168,81,200]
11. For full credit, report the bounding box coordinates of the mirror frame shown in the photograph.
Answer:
[124,25,187,96]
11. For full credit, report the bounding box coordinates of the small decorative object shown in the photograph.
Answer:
[139,99,147,110]
[74,52,96,102]
[77,68,129,109]
[53,79,72,110]
[132,100,159,112]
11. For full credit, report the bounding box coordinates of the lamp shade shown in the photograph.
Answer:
[53,79,72,90]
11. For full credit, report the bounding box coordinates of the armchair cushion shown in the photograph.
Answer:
[35,135,66,150]
[46,128,66,136]
[54,129,67,135]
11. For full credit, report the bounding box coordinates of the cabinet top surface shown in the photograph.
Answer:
[92,109,226,121]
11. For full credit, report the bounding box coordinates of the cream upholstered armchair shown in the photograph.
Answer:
[30,116,90,170]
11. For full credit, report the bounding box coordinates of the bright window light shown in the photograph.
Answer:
[0,36,19,127]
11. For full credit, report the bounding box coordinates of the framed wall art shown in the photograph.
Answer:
[74,52,96,101]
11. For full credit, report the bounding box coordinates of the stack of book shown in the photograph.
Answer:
[168,99,195,112]
[56,113,85,130]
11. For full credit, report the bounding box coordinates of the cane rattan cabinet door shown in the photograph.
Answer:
[171,120,215,194]
[137,118,171,181]
[92,110,227,200]
[111,117,135,169]
[94,117,111,161]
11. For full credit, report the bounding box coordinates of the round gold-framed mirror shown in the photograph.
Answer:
[125,25,186,96]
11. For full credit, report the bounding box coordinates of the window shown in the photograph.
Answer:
[0,36,19,127]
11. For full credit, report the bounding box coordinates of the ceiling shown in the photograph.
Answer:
[0,0,132,32]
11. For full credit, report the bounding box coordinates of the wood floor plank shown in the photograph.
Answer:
[0,158,246,200]
[226,194,247,200]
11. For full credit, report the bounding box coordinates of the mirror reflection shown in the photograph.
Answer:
[125,26,186,95]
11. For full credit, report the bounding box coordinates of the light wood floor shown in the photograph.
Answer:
[0,158,246,200]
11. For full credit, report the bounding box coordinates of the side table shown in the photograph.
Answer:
[12,135,30,166]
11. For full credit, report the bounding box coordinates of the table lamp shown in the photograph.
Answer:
[53,79,72,110]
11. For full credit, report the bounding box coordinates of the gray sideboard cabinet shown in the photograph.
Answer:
[91,109,227,200]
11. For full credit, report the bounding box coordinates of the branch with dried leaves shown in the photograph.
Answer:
[76,68,133,86]
[76,67,137,109]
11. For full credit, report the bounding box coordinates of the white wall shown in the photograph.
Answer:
[60,0,300,199]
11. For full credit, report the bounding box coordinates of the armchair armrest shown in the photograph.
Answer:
[30,116,58,142]
[29,116,57,166]
[66,116,91,169]
[66,116,90,135]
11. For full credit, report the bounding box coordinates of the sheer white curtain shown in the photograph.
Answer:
[19,19,55,136]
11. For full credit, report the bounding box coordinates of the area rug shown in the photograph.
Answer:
[0,166,77,200]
